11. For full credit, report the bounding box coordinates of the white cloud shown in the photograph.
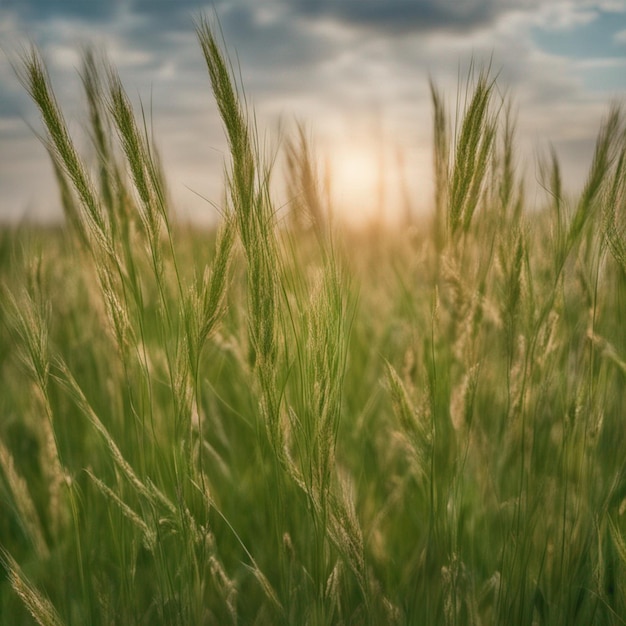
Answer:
[527,2,598,31]
[595,0,626,10]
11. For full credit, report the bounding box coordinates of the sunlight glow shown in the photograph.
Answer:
[328,143,383,223]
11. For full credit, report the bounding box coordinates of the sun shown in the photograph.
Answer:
[328,143,384,223]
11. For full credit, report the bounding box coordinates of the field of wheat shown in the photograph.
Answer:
[1,19,625,625]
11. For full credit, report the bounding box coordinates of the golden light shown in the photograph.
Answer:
[328,142,384,224]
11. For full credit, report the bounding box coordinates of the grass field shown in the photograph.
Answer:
[1,19,626,625]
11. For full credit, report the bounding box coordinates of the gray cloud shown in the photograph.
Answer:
[128,0,218,32]
[130,0,212,12]
[285,0,500,34]
[8,0,118,22]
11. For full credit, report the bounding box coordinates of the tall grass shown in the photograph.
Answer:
[1,18,625,625]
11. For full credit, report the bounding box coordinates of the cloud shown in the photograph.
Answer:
[9,0,118,22]
[595,0,626,10]
[285,0,499,34]
[531,3,598,31]
[127,0,219,33]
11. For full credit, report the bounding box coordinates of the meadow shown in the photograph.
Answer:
[1,19,626,625]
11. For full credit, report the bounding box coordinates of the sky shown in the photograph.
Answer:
[0,0,625,225]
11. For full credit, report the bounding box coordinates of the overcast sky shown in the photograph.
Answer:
[1,0,625,224]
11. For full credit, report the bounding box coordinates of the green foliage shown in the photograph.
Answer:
[2,18,626,625]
